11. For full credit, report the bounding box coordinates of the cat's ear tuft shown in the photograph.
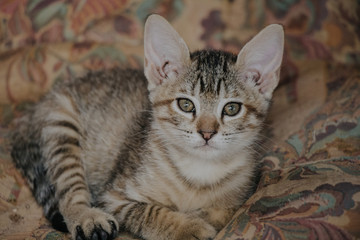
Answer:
[236,24,284,98]
[144,14,190,91]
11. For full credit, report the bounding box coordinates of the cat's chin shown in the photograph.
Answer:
[195,144,216,150]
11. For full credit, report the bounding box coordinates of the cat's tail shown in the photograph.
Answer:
[10,115,69,232]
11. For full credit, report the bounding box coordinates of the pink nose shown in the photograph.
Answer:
[198,130,217,141]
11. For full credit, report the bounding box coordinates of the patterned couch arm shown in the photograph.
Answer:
[0,1,359,239]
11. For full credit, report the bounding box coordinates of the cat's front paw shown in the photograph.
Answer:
[71,208,118,240]
[175,218,217,240]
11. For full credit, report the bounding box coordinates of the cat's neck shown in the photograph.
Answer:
[165,142,251,186]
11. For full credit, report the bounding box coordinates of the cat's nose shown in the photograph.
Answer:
[198,130,217,141]
[196,113,219,142]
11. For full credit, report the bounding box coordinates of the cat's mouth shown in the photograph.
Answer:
[195,142,218,151]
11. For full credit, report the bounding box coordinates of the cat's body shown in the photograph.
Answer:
[11,15,284,240]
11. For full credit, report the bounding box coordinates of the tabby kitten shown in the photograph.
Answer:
[11,15,284,240]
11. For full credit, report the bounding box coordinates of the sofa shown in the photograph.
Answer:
[0,0,359,239]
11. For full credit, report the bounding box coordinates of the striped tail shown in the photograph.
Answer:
[11,93,118,239]
[10,93,87,233]
[11,122,68,232]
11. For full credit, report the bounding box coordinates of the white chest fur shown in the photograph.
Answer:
[172,150,250,186]
[124,146,254,212]
[157,150,252,211]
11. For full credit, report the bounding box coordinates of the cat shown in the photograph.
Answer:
[10,14,284,240]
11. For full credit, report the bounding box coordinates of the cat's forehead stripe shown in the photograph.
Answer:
[189,50,237,96]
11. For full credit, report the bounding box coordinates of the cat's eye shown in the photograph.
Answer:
[177,98,195,113]
[223,102,242,116]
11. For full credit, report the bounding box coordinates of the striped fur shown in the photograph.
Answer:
[11,15,283,240]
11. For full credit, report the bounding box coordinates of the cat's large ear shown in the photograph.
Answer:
[236,24,284,98]
[144,14,190,91]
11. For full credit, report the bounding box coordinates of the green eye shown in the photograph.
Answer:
[223,102,241,116]
[178,98,195,113]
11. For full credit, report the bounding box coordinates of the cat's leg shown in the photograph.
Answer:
[39,95,118,240]
[101,192,217,240]
[190,207,236,231]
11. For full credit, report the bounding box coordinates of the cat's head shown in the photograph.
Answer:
[144,15,284,160]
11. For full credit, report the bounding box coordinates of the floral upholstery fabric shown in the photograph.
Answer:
[0,0,359,239]
[218,63,360,239]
